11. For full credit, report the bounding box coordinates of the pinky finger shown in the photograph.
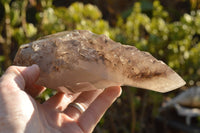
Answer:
[77,86,122,133]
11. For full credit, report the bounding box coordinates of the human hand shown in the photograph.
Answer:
[0,65,121,133]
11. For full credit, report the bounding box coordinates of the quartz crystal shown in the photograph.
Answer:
[14,30,185,93]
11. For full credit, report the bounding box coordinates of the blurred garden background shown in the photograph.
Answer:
[1,0,200,132]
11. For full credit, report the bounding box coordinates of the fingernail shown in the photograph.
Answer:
[29,64,40,72]
[30,64,39,68]
[118,87,122,97]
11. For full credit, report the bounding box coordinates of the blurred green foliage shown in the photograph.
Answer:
[1,0,200,132]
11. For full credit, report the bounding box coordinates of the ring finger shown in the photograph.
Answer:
[64,89,104,120]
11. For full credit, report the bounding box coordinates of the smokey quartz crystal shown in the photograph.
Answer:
[14,30,185,93]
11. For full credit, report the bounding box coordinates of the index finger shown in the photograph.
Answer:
[0,65,40,93]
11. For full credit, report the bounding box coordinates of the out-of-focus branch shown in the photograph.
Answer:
[138,91,148,133]
[0,35,5,44]
[0,20,4,44]
[125,87,136,133]
[108,111,118,133]
[21,0,28,37]
[3,2,12,67]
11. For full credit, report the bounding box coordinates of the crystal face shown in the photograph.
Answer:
[14,30,185,93]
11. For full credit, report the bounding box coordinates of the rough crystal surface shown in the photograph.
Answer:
[13,30,186,93]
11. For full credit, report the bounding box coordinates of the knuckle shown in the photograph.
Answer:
[6,66,19,74]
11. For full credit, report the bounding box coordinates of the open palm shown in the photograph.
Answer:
[0,65,121,133]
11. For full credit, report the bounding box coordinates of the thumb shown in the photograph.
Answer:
[0,65,40,91]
